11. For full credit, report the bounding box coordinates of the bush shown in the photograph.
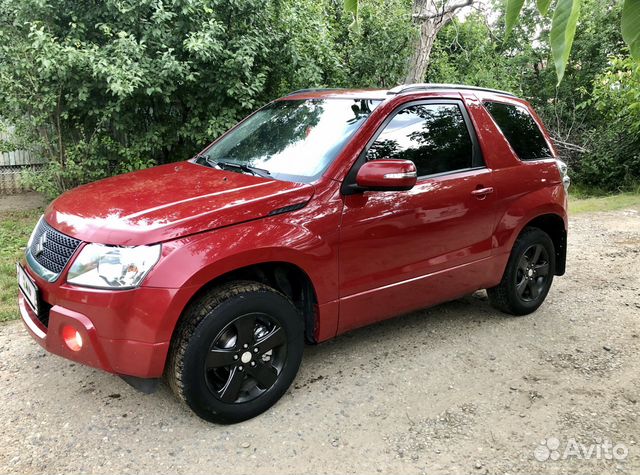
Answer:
[0,0,345,198]
[573,56,640,192]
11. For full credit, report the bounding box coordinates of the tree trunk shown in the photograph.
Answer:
[405,19,439,84]
[404,0,474,84]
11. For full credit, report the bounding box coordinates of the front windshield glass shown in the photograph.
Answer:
[197,98,381,183]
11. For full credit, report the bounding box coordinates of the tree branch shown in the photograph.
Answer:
[412,0,473,21]
[443,0,473,15]
[550,136,590,154]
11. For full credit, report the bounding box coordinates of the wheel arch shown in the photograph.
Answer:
[523,213,567,275]
[170,261,321,349]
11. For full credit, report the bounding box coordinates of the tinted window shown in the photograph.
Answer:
[366,103,474,176]
[199,98,381,183]
[484,101,552,161]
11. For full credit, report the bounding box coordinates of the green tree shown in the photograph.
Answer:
[340,0,416,88]
[345,0,639,84]
[427,11,528,92]
[504,0,639,83]
[574,56,640,191]
[0,0,342,197]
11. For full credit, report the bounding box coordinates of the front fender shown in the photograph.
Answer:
[141,209,341,342]
[145,219,339,302]
[139,182,344,345]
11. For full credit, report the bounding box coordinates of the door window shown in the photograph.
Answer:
[366,103,475,176]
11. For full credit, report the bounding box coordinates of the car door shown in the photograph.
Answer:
[338,99,497,333]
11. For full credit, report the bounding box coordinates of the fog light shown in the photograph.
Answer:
[62,325,83,352]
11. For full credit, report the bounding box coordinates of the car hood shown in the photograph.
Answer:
[44,162,315,246]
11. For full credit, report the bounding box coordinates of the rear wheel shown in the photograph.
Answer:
[488,227,555,316]
[167,281,303,423]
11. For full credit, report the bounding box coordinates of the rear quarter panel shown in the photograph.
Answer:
[463,92,568,285]
[491,163,568,249]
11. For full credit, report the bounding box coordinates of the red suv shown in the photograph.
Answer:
[18,84,569,423]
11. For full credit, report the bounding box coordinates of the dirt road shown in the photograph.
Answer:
[1,207,639,475]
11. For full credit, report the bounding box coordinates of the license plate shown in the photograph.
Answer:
[17,263,39,314]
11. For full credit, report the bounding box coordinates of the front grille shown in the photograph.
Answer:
[29,219,81,276]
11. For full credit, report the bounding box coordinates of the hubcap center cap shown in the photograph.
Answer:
[527,269,534,277]
[240,351,252,364]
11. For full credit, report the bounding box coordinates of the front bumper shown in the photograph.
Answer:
[18,261,192,378]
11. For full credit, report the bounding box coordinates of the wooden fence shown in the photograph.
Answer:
[0,129,46,195]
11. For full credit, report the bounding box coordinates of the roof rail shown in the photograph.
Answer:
[287,88,348,96]
[387,83,516,97]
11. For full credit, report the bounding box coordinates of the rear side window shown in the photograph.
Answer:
[484,101,552,161]
[366,103,475,176]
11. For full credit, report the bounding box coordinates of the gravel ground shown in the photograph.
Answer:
[1,207,639,475]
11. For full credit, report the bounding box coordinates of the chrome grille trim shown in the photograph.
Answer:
[27,219,81,281]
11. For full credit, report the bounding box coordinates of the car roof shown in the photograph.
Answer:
[282,83,516,101]
[281,88,390,101]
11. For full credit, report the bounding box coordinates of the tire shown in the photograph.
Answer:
[166,281,304,423]
[487,227,556,316]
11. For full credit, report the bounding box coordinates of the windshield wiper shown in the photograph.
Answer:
[195,153,272,178]
[210,158,271,178]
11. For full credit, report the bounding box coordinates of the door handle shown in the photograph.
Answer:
[471,186,494,198]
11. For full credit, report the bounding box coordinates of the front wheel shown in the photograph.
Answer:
[166,281,304,423]
[488,227,555,316]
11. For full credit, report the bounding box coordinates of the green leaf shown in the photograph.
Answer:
[550,0,582,84]
[344,0,358,15]
[344,0,358,26]
[622,0,640,58]
[536,0,552,15]
[504,0,526,39]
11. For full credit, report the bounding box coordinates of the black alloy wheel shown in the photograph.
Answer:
[205,312,287,403]
[167,281,304,423]
[488,227,556,315]
[514,243,551,302]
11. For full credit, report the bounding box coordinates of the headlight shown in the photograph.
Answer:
[67,243,161,289]
[27,215,44,249]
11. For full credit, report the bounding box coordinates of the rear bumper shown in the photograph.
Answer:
[19,294,170,378]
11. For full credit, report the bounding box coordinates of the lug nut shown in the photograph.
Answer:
[238,366,243,371]
[250,361,256,367]
[243,343,248,349]
[233,355,238,360]
[253,347,259,353]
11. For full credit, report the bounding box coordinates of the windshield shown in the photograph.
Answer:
[196,98,381,183]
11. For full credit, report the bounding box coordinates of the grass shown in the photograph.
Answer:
[0,209,43,322]
[0,190,638,323]
[569,192,640,214]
